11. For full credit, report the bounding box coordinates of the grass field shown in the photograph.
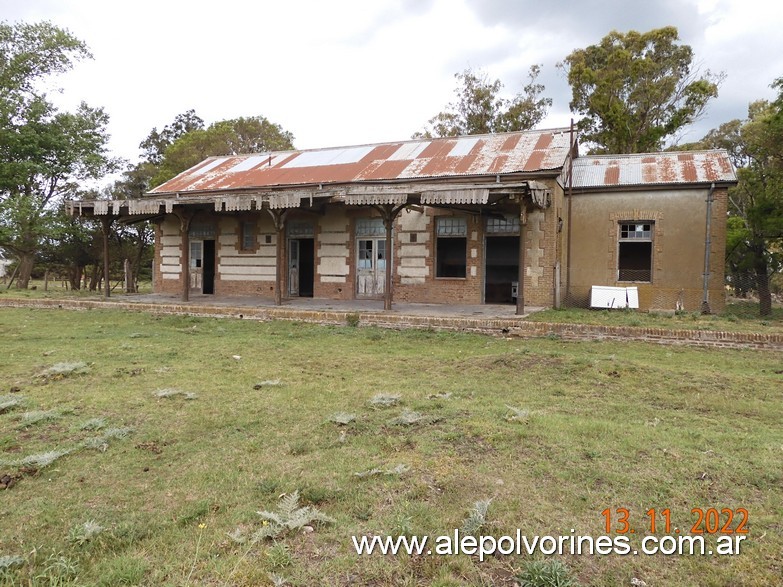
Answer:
[1,307,781,586]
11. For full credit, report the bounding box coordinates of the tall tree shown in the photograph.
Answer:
[684,88,783,315]
[152,116,295,187]
[0,21,116,288]
[415,65,551,138]
[560,27,722,154]
[139,109,204,166]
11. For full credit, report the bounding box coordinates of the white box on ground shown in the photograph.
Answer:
[626,287,639,309]
[590,285,639,309]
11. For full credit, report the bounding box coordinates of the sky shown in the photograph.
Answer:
[3,0,782,172]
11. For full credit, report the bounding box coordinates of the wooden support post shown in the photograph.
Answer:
[383,216,393,311]
[100,216,113,299]
[176,209,193,302]
[516,205,527,316]
[124,259,132,293]
[267,209,288,306]
[373,203,407,312]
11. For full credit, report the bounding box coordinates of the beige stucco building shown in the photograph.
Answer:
[68,128,737,313]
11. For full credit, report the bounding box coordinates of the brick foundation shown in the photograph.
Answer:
[1,297,780,351]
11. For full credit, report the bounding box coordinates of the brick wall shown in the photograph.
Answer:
[2,297,779,351]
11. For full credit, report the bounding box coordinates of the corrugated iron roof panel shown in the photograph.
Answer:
[570,151,737,188]
[150,128,572,194]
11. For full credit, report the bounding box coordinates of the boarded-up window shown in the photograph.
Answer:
[436,217,467,278]
[618,222,652,282]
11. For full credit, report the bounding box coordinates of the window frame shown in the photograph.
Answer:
[617,221,653,283]
[435,216,468,279]
[240,220,256,252]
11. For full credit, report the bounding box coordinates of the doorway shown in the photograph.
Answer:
[189,239,215,294]
[288,238,314,297]
[356,237,386,297]
[484,236,519,304]
[202,240,215,294]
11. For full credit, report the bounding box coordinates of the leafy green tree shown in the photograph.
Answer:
[686,88,783,315]
[0,21,116,288]
[415,65,551,138]
[152,116,295,187]
[560,26,722,154]
[139,109,204,166]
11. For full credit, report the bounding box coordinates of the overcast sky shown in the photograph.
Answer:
[3,0,782,170]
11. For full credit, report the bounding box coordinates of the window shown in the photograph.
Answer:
[358,239,373,270]
[355,218,385,237]
[486,215,520,234]
[190,241,202,268]
[436,217,467,278]
[189,223,215,238]
[618,222,652,282]
[241,221,256,251]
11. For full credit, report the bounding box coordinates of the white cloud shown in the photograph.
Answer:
[5,0,782,171]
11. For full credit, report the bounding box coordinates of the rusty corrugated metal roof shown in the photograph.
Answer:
[569,151,737,189]
[150,128,572,194]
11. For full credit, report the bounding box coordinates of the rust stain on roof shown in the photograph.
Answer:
[150,128,572,195]
[500,134,521,151]
[681,159,697,182]
[569,151,738,189]
[487,155,509,173]
[533,132,553,151]
[604,162,620,185]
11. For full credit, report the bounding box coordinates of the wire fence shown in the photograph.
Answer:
[561,269,783,314]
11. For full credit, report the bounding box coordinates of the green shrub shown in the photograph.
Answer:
[516,560,579,587]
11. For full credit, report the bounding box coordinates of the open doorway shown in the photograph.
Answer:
[202,240,215,294]
[189,239,216,294]
[484,236,519,304]
[288,238,314,297]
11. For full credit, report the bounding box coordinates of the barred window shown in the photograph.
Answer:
[618,222,653,282]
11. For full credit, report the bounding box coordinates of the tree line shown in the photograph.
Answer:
[0,21,780,314]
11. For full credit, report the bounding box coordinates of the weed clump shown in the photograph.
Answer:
[505,405,530,422]
[516,559,578,587]
[461,499,492,536]
[19,449,72,469]
[368,393,401,408]
[19,409,62,427]
[79,417,107,431]
[354,464,409,478]
[387,410,440,426]
[254,379,283,389]
[153,388,198,400]
[68,520,105,546]
[36,362,89,379]
[228,490,335,543]
[328,412,356,425]
[0,395,24,414]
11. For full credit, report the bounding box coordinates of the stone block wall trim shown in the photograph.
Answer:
[0,298,780,351]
